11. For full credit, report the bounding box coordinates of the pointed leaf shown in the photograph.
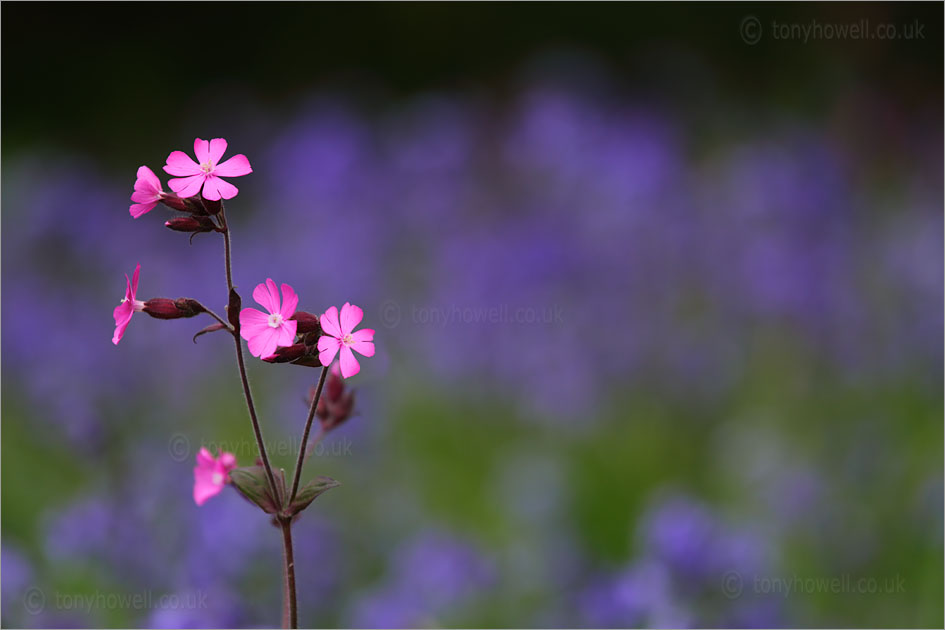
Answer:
[287,476,340,516]
[229,465,280,514]
[193,322,227,343]
[227,288,242,330]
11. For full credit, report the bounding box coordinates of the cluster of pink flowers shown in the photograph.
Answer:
[129,138,253,218]
[113,137,375,506]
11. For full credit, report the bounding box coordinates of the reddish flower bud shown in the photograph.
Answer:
[161,193,210,215]
[262,344,309,364]
[201,197,223,215]
[164,216,217,233]
[142,298,205,319]
[158,193,192,213]
[290,311,322,335]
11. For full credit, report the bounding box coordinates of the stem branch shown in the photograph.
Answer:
[221,206,234,292]
[190,301,232,331]
[289,366,329,504]
[218,202,280,503]
[233,334,280,498]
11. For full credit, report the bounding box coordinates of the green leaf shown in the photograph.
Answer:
[229,465,283,515]
[287,476,340,516]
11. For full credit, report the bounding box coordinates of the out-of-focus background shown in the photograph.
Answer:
[2,3,942,628]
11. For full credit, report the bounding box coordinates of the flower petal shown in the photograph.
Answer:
[276,320,298,348]
[194,138,211,164]
[135,166,162,195]
[200,176,223,201]
[210,176,240,200]
[252,281,277,314]
[131,190,160,203]
[248,326,280,359]
[193,465,225,505]
[112,319,131,345]
[208,138,228,165]
[112,301,133,345]
[239,308,270,339]
[265,279,280,312]
[339,302,363,336]
[164,151,201,176]
[349,328,375,357]
[320,306,342,338]
[168,175,205,198]
[196,447,216,468]
[130,263,140,297]
[129,202,157,218]
[338,346,361,378]
[214,154,253,177]
[280,284,298,319]
[219,451,237,470]
[317,335,340,366]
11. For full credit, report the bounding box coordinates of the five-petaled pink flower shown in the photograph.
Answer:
[317,303,375,378]
[112,263,145,345]
[164,138,252,201]
[193,447,237,506]
[239,279,299,359]
[129,166,165,218]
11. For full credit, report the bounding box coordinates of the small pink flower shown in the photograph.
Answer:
[317,303,375,378]
[163,138,252,201]
[112,263,145,345]
[239,279,299,359]
[193,447,237,506]
[129,166,165,218]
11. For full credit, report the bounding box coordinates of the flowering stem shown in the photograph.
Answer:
[304,425,327,460]
[232,335,280,497]
[289,365,329,504]
[217,202,280,503]
[280,519,298,629]
[220,205,234,292]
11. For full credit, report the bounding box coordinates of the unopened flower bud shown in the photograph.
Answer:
[262,344,309,363]
[158,193,191,213]
[290,311,322,335]
[142,297,205,319]
[201,197,223,215]
[164,216,217,233]
[161,194,209,215]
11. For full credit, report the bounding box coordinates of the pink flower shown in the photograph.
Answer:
[317,303,375,378]
[163,138,252,201]
[129,166,165,218]
[112,263,145,345]
[193,447,237,506]
[239,279,299,359]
